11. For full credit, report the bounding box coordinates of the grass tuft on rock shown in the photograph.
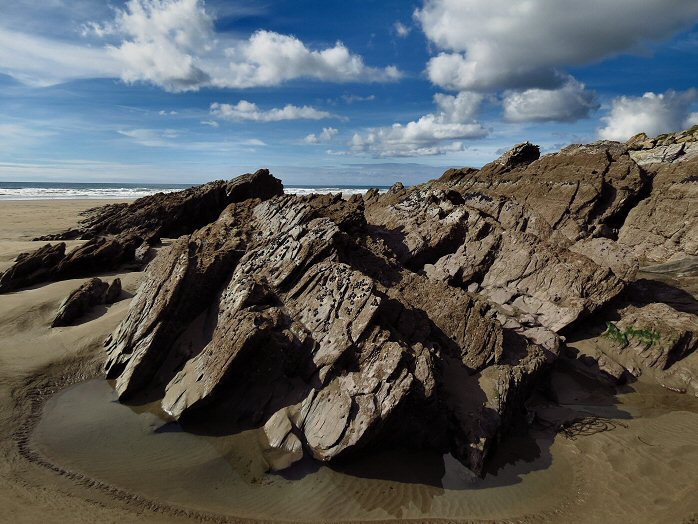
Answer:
[603,322,661,347]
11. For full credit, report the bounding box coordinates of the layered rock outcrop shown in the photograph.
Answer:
[0,170,283,293]
[14,128,698,475]
[105,189,564,474]
[105,134,693,474]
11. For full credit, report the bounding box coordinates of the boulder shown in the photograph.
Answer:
[0,243,66,293]
[569,302,698,395]
[52,277,122,327]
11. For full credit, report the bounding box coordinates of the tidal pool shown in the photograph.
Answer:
[32,379,578,522]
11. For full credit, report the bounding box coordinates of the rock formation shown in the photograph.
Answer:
[0,170,284,293]
[0,243,66,293]
[10,128,698,475]
[52,277,122,327]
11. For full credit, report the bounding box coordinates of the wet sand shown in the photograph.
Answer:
[1,200,697,523]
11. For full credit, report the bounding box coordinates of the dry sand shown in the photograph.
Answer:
[0,200,697,524]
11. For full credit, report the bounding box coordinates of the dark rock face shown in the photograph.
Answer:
[39,169,284,242]
[0,243,66,293]
[0,170,284,293]
[52,277,122,327]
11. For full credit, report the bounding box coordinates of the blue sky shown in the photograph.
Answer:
[1,0,698,185]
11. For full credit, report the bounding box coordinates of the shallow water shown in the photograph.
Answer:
[33,379,581,522]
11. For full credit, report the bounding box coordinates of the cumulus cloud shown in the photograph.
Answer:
[416,0,698,91]
[349,91,487,157]
[100,0,400,91]
[503,79,599,122]
[304,127,339,144]
[0,0,401,90]
[102,0,214,92]
[598,89,698,141]
[210,101,332,122]
[215,30,401,88]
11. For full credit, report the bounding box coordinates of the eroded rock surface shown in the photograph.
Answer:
[104,154,670,474]
[73,128,698,474]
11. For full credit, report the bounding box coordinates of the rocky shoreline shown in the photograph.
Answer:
[2,127,697,477]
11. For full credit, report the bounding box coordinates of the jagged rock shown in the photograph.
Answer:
[105,202,255,397]
[38,169,284,242]
[2,171,284,293]
[102,130,698,476]
[437,141,648,242]
[618,157,698,263]
[485,141,541,175]
[366,185,625,333]
[52,277,122,327]
[55,233,143,279]
[0,243,66,293]
[627,125,698,165]
[107,185,618,475]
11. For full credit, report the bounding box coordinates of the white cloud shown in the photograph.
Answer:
[341,94,376,104]
[349,91,487,157]
[0,0,401,90]
[210,101,332,122]
[214,30,402,88]
[241,138,266,146]
[0,28,119,86]
[686,112,698,127]
[394,22,411,38]
[117,128,180,147]
[159,110,178,116]
[503,78,599,122]
[304,127,339,144]
[100,0,214,92]
[200,120,220,128]
[599,89,698,141]
[415,0,698,91]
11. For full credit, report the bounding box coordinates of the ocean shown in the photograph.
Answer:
[0,181,389,200]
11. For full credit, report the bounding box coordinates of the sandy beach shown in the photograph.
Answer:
[0,200,191,523]
[1,200,697,524]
